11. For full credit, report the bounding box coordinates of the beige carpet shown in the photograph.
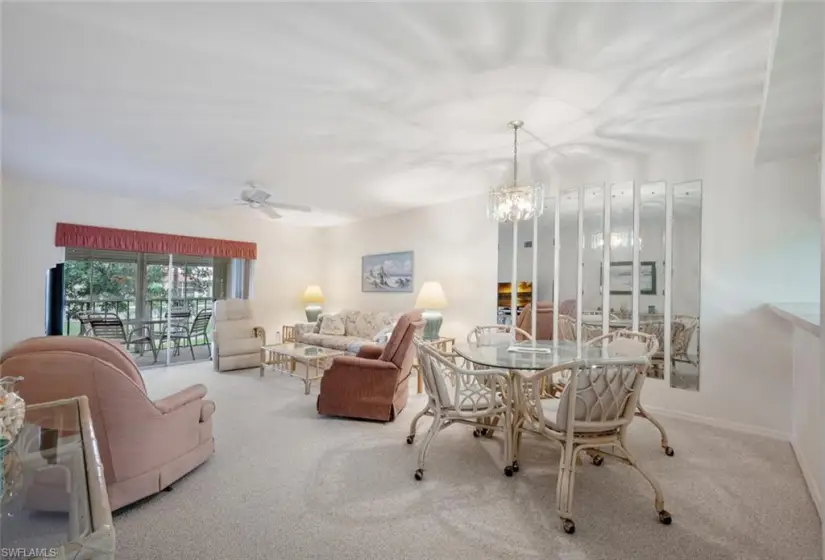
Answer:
[113,362,821,560]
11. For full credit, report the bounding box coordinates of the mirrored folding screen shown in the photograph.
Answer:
[497,180,703,391]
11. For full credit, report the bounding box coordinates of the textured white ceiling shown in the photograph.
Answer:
[2,2,775,225]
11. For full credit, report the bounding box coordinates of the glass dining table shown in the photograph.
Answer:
[453,339,642,378]
[452,337,672,457]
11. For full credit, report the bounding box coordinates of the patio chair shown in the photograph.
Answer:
[88,314,158,364]
[160,309,213,361]
[75,311,104,336]
[515,343,671,534]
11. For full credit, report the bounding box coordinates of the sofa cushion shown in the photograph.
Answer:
[299,333,367,351]
[352,311,397,339]
[339,310,362,336]
[219,337,261,356]
[320,315,346,336]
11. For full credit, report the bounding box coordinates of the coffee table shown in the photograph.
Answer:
[261,343,345,395]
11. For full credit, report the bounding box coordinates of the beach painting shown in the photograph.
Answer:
[362,251,414,292]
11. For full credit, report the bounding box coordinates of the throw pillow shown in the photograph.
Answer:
[374,324,396,345]
[312,314,327,334]
[319,315,346,336]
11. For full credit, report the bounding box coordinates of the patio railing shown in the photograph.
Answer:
[65,298,214,344]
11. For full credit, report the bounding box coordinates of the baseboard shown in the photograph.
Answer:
[791,439,823,520]
[642,405,791,441]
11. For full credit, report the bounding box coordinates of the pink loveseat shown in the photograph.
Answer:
[0,336,215,510]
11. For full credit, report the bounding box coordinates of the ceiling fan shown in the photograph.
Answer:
[233,182,312,220]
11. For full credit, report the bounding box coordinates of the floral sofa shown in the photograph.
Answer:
[295,310,401,353]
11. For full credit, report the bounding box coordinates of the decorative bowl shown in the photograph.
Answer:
[0,376,25,453]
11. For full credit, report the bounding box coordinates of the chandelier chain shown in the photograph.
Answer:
[513,125,518,186]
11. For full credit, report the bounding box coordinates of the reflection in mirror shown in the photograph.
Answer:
[497,220,532,326]
[670,181,702,390]
[608,181,634,328]
[558,189,579,327]
[638,182,666,380]
[580,185,604,342]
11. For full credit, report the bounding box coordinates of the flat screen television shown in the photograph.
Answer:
[45,263,65,336]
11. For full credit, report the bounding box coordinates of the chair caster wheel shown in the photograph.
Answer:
[504,465,514,477]
[406,435,415,444]
[658,510,672,525]
[664,446,675,457]
[472,429,481,438]
[512,461,520,473]
[414,469,423,481]
[592,455,604,466]
[562,518,575,534]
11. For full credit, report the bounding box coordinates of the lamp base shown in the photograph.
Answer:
[422,310,443,341]
[305,305,322,323]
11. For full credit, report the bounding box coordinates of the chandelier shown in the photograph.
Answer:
[487,120,544,222]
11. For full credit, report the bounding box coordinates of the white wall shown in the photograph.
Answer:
[321,194,498,339]
[640,136,819,436]
[0,181,323,351]
[318,136,819,437]
[790,326,822,516]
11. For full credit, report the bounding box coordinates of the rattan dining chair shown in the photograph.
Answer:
[585,331,674,456]
[408,337,513,480]
[466,324,532,345]
[515,348,671,534]
[88,314,158,364]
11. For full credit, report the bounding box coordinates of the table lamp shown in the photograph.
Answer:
[302,285,324,322]
[415,281,447,340]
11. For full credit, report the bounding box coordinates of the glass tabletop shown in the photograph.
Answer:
[1,399,92,553]
[453,339,646,371]
[262,342,345,359]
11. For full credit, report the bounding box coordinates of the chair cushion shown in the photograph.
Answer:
[217,319,253,341]
[219,337,261,356]
[319,315,346,336]
[214,299,252,322]
[607,338,648,357]
[540,398,563,431]
[379,311,421,367]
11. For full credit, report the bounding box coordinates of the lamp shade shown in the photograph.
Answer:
[302,285,324,304]
[415,282,447,309]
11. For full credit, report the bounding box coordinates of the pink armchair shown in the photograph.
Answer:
[516,301,555,340]
[0,336,215,511]
[317,310,424,422]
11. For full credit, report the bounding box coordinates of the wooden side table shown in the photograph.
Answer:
[414,337,455,394]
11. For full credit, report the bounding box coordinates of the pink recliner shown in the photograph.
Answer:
[0,336,215,510]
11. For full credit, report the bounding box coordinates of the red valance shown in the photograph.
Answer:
[55,223,257,260]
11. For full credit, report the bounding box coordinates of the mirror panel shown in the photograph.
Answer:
[670,181,702,390]
[638,182,666,380]
[608,181,634,327]
[580,185,605,342]
[558,188,580,324]
[497,221,531,325]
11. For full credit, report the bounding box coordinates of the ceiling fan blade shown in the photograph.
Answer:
[264,201,312,213]
[258,204,282,220]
